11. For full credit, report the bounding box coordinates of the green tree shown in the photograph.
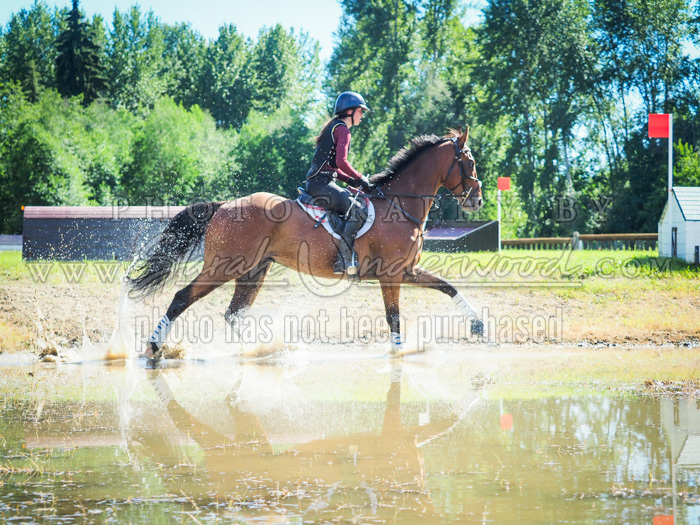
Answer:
[229,108,314,197]
[476,0,596,236]
[197,24,253,128]
[0,88,96,232]
[675,141,700,188]
[79,101,136,204]
[591,0,698,233]
[593,0,695,118]
[421,0,459,63]
[161,22,206,109]
[0,1,58,101]
[55,0,106,104]
[250,25,305,112]
[106,6,167,112]
[121,97,228,204]
[327,0,420,171]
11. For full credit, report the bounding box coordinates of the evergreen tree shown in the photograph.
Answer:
[55,0,105,104]
[0,1,58,101]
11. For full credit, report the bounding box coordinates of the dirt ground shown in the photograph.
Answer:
[1,261,699,355]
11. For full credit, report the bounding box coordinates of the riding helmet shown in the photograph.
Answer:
[334,91,370,115]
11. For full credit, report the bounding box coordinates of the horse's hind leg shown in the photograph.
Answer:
[145,272,227,359]
[402,267,484,337]
[224,260,272,335]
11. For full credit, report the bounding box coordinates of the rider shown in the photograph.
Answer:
[306,91,374,275]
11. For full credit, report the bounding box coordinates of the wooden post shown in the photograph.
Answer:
[571,231,579,251]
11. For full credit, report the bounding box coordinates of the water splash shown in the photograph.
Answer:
[35,304,62,360]
[103,283,136,360]
[236,309,294,359]
[80,266,139,361]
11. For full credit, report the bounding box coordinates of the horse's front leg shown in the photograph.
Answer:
[379,279,403,354]
[402,267,484,337]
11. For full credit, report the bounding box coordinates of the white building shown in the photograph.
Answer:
[658,187,700,264]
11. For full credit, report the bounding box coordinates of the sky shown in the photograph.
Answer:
[0,0,486,62]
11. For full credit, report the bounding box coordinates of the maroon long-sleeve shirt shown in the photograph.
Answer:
[322,124,363,183]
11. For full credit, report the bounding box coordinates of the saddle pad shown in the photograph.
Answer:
[296,197,375,240]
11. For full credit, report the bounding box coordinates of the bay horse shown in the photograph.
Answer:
[128,127,484,358]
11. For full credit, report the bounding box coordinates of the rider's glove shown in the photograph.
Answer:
[351,175,374,191]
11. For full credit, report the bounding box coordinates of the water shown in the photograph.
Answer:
[0,356,696,524]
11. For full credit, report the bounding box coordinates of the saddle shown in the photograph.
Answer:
[296,187,375,240]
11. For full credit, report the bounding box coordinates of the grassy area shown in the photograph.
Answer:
[2,249,699,284]
[0,251,131,284]
[420,248,700,281]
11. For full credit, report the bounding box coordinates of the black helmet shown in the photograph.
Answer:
[334,91,370,115]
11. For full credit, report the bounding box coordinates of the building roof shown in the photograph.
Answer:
[673,187,700,221]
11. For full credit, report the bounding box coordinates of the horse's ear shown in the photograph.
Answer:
[458,125,469,147]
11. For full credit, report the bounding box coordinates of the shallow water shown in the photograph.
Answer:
[0,354,697,524]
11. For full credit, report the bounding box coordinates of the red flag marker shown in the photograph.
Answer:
[649,114,670,138]
[498,177,511,191]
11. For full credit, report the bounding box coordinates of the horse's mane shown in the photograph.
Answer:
[368,129,460,186]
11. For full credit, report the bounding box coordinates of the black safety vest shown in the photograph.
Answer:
[306,119,347,179]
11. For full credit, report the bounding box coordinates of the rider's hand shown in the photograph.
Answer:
[353,175,374,191]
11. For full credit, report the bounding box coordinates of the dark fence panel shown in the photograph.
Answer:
[22,206,202,261]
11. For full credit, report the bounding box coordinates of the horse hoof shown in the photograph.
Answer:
[470,319,484,337]
[139,342,163,360]
[346,265,358,276]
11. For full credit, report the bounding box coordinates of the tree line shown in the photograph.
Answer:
[1,0,699,237]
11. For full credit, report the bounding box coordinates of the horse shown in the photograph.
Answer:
[128,126,484,358]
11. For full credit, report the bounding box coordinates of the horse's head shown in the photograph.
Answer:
[443,126,482,212]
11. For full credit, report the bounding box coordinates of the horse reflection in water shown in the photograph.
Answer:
[138,366,478,522]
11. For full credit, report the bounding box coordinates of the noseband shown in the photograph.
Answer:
[445,137,481,205]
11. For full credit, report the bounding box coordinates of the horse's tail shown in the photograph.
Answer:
[127,201,225,298]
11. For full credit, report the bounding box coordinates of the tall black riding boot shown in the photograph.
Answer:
[333,200,368,275]
[333,219,362,275]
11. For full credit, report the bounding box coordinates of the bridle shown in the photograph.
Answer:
[444,137,481,206]
[369,136,482,228]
